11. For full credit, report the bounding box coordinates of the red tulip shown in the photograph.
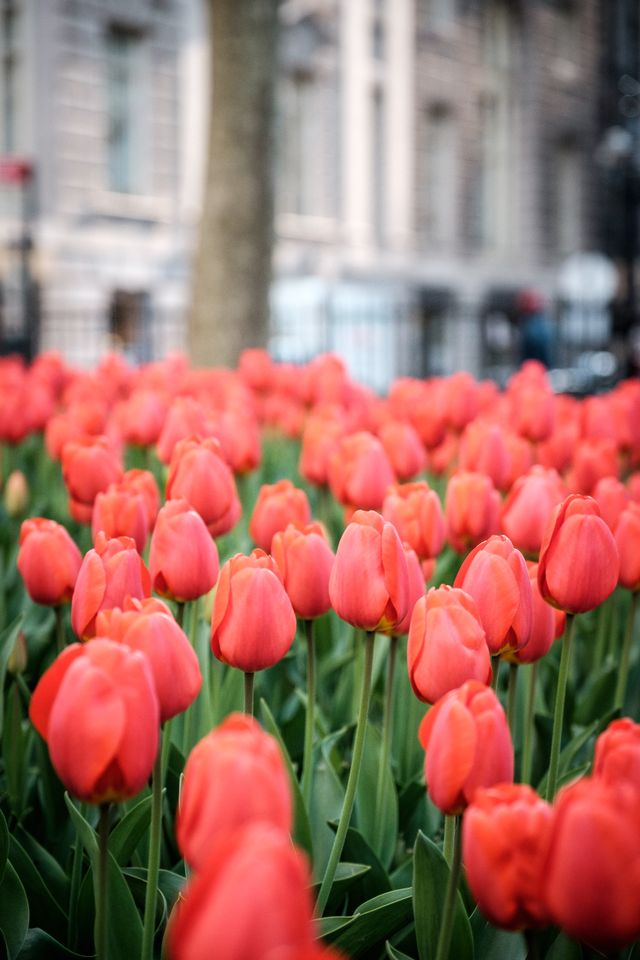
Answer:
[328,432,395,512]
[29,639,159,803]
[299,409,344,487]
[593,718,640,792]
[166,437,241,538]
[419,680,513,814]
[567,438,619,496]
[120,469,160,529]
[149,499,219,602]
[593,476,630,533]
[543,777,640,952]
[249,479,311,552]
[176,713,292,871]
[614,502,640,591]
[538,495,619,613]
[211,550,296,672]
[92,482,149,553]
[329,510,409,634]
[96,598,201,722]
[62,435,123,523]
[377,420,427,480]
[463,783,552,930]
[168,824,340,960]
[408,586,491,703]
[155,397,215,464]
[508,562,564,664]
[392,543,426,636]
[114,388,168,446]
[500,466,567,557]
[18,518,82,606]
[271,522,335,620]
[71,532,151,639]
[454,535,532,657]
[458,421,511,491]
[382,481,445,561]
[445,471,500,553]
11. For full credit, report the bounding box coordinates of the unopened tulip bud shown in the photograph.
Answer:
[4,470,28,516]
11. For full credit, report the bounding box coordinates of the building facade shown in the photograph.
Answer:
[0,0,625,385]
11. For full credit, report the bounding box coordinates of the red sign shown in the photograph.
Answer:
[0,157,33,184]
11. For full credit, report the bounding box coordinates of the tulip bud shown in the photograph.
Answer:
[328,432,395,512]
[61,435,123,524]
[454,535,532,657]
[408,586,491,703]
[71,532,151,639]
[419,680,513,814]
[211,550,296,672]
[377,420,427,481]
[18,518,83,606]
[271,522,335,620]
[500,466,567,558]
[543,777,640,952]
[614,502,640,591]
[29,639,159,804]
[538,495,619,613]
[249,480,311,552]
[4,469,28,516]
[7,631,28,675]
[329,510,409,634]
[593,717,640,791]
[392,543,426,636]
[166,437,241,538]
[177,713,292,871]
[149,499,219,602]
[382,481,446,561]
[463,783,552,930]
[507,562,564,665]
[444,471,500,553]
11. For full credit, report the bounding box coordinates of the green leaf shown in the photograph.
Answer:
[386,942,415,960]
[14,828,69,911]
[259,698,314,862]
[64,795,98,867]
[309,758,345,879]
[327,821,392,904]
[413,831,473,960]
[328,888,414,958]
[3,682,31,818]
[125,868,184,916]
[0,862,29,959]
[0,616,23,740]
[471,919,526,960]
[573,662,618,725]
[545,931,582,959]
[317,916,355,939]
[0,811,8,885]
[9,836,67,942]
[75,854,143,960]
[14,928,91,959]
[110,794,154,866]
[354,722,398,869]
[311,863,370,915]
[537,709,618,795]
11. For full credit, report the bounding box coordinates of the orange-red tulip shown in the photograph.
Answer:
[168,823,340,960]
[419,680,513,814]
[249,479,311,552]
[382,481,446,561]
[329,510,409,634]
[500,466,566,557]
[328,432,395,512]
[463,783,552,930]
[211,550,296,672]
[377,420,427,480]
[538,495,619,613]
[392,543,426,636]
[543,777,640,952]
[96,598,201,722]
[507,562,564,664]
[408,586,491,703]
[92,481,149,553]
[593,718,640,791]
[149,499,219,602]
[166,437,241,538]
[614,501,640,591]
[454,535,532,657]
[18,518,82,606]
[62,435,124,523]
[71,532,151,639]
[593,476,630,533]
[458,420,511,491]
[445,471,500,553]
[29,639,159,804]
[271,522,335,620]
[176,713,292,871]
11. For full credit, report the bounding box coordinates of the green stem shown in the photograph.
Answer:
[95,804,110,960]
[316,630,375,917]
[614,592,638,710]
[244,671,255,716]
[443,813,455,867]
[545,614,575,802]
[491,657,500,691]
[141,738,163,960]
[67,802,86,948]
[373,635,398,851]
[506,662,518,737]
[182,601,201,754]
[301,620,316,810]
[434,814,462,960]
[524,929,541,960]
[175,601,185,630]
[54,605,66,655]
[520,662,538,785]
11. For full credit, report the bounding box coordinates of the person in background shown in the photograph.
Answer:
[516,289,554,368]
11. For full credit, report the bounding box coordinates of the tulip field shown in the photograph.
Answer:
[0,348,639,960]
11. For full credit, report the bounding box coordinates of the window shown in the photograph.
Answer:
[424,105,457,247]
[106,27,142,194]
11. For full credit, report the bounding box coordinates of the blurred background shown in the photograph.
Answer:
[1,0,640,393]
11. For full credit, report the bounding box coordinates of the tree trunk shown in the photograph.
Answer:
[188,0,279,367]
